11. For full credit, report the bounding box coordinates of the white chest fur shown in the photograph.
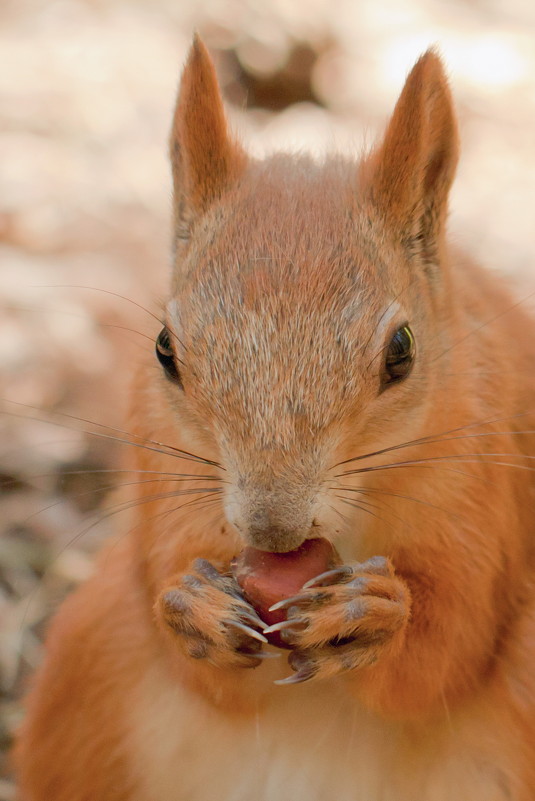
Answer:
[126,662,510,801]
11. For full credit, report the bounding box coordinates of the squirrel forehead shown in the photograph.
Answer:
[173,250,391,361]
[172,157,399,326]
[174,155,393,291]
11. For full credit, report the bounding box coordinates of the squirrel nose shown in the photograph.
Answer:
[241,506,315,553]
[223,472,319,553]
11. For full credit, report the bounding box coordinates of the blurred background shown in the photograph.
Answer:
[1,0,534,794]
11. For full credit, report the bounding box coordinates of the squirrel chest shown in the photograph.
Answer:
[125,659,510,801]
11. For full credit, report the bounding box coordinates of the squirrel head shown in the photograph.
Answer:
[159,36,459,552]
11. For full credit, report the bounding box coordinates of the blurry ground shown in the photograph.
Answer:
[1,0,535,795]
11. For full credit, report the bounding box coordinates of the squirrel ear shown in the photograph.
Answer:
[362,50,459,263]
[170,35,246,238]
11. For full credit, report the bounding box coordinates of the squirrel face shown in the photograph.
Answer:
[160,38,458,552]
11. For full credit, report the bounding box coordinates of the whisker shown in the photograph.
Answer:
[41,487,223,555]
[6,467,223,483]
[332,408,535,469]
[154,491,223,524]
[19,487,224,632]
[337,455,535,480]
[336,484,463,522]
[40,283,192,358]
[335,491,418,533]
[180,490,224,509]
[97,323,155,343]
[30,284,166,328]
[327,503,352,527]
[28,283,192,359]
[337,461,489,482]
[2,303,156,345]
[401,369,534,379]
[19,478,224,528]
[1,399,222,468]
[146,491,225,553]
[49,489,223,567]
[335,495,379,517]
[335,495,392,528]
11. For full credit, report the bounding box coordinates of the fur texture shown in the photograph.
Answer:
[15,37,535,800]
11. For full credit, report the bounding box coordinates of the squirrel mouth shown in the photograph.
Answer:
[231,537,340,648]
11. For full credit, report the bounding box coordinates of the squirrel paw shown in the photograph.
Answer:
[157,559,273,669]
[269,556,410,685]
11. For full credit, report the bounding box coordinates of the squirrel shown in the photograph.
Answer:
[14,36,535,801]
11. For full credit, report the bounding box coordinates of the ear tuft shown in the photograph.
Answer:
[170,36,246,238]
[362,49,459,261]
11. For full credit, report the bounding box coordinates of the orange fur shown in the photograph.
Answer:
[15,39,535,801]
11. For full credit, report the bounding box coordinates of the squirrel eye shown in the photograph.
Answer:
[382,324,415,387]
[156,327,182,385]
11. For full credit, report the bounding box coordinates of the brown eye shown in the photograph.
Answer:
[382,324,415,387]
[156,327,182,386]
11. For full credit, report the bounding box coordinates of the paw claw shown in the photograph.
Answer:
[274,670,313,686]
[239,608,267,629]
[223,619,268,643]
[263,618,306,635]
[302,565,354,589]
[269,594,305,613]
[269,591,328,613]
[252,651,282,660]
